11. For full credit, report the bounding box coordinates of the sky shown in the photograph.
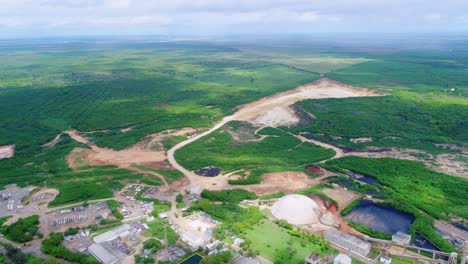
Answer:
[1,0,468,38]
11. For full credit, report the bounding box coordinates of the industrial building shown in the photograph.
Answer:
[89,242,127,264]
[392,232,411,245]
[181,230,205,249]
[325,228,371,256]
[93,224,131,243]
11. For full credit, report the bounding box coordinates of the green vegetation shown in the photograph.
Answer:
[327,157,466,252]
[201,251,232,264]
[259,192,285,200]
[0,215,40,243]
[132,164,185,183]
[243,219,334,264]
[1,244,47,264]
[328,176,381,195]
[327,157,467,219]
[143,238,164,253]
[341,198,363,216]
[106,200,124,220]
[64,227,79,236]
[0,216,11,227]
[0,41,332,195]
[347,222,391,240]
[143,219,179,245]
[41,232,99,264]
[176,194,186,209]
[201,189,257,203]
[296,183,338,206]
[135,187,172,214]
[177,122,335,184]
[292,95,467,153]
[193,201,263,235]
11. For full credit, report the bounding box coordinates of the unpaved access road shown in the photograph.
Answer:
[167,78,386,187]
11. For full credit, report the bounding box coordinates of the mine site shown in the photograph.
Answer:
[1,75,467,264]
[0,20,467,264]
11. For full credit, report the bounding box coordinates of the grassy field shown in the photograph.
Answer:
[176,122,335,184]
[243,219,334,264]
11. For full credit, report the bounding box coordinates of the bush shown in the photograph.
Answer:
[41,233,99,264]
[201,189,257,204]
[0,215,40,243]
[201,251,232,264]
[143,238,164,253]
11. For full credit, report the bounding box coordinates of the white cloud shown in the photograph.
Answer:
[0,0,467,36]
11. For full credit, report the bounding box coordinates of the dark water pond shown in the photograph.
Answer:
[412,234,448,261]
[195,167,221,177]
[327,176,354,188]
[346,200,414,234]
[412,233,439,250]
[347,171,380,185]
[181,254,203,264]
[451,222,468,232]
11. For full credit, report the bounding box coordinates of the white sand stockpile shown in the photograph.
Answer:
[271,194,322,225]
[233,78,385,127]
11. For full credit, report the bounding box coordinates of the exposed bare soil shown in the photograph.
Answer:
[233,78,386,127]
[66,128,198,170]
[321,187,361,210]
[167,78,385,188]
[245,171,316,195]
[42,133,62,147]
[0,144,15,159]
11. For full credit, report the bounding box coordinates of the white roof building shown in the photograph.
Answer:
[334,254,352,264]
[93,224,131,243]
[181,231,205,249]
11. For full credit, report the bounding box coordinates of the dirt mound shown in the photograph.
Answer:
[246,171,316,195]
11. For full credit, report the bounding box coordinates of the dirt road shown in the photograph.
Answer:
[167,78,385,187]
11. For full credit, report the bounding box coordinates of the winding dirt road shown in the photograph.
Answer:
[166,78,385,185]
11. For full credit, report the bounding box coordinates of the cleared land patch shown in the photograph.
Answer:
[0,145,14,160]
[175,123,335,185]
[232,78,386,127]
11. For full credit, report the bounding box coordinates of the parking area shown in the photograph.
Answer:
[0,185,34,218]
[40,202,114,236]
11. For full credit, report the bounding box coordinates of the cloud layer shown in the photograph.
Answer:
[1,0,467,37]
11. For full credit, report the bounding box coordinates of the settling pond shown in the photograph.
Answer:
[345,200,414,234]
[181,254,203,264]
